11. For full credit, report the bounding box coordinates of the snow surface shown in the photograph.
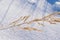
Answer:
[0,0,60,40]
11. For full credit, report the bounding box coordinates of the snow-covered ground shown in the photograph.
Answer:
[0,0,60,40]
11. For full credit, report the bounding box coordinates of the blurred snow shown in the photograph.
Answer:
[0,0,60,40]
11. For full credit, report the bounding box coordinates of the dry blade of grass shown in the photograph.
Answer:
[42,12,60,19]
[23,15,30,22]
[22,27,42,32]
[9,12,60,29]
[27,12,60,24]
[9,15,30,26]
[51,18,60,22]
[0,12,60,31]
[9,12,60,28]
